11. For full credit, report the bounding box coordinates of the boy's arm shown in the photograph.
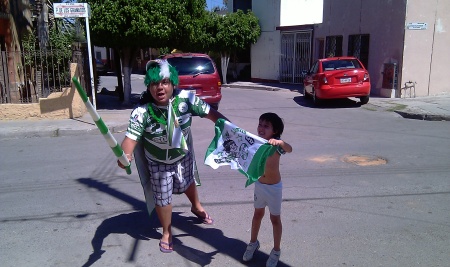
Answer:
[268,139,293,153]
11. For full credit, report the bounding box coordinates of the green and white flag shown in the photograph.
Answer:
[167,97,188,154]
[204,118,277,187]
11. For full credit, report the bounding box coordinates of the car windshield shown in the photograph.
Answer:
[322,59,362,71]
[166,57,215,75]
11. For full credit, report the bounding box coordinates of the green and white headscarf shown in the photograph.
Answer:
[144,59,179,87]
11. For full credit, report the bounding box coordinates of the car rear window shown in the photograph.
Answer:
[166,57,215,75]
[322,59,362,71]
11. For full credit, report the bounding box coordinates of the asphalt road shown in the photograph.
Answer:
[1,87,449,266]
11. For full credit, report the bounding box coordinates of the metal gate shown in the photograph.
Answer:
[279,31,312,84]
[0,47,89,104]
[0,51,9,103]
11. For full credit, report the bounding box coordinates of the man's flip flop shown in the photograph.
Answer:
[159,240,173,253]
[191,209,214,225]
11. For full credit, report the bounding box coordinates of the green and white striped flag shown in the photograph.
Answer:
[204,118,277,187]
[72,77,131,174]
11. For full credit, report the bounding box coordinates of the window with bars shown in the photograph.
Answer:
[233,0,252,12]
[348,34,370,69]
[325,36,343,57]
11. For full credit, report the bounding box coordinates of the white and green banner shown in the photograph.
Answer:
[204,119,277,187]
[167,97,188,153]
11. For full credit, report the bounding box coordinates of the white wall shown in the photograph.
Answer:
[280,0,323,26]
[252,31,280,80]
[251,0,281,81]
[93,46,107,60]
[252,0,321,81]
[428,0,450,95]
[403,0,449,96]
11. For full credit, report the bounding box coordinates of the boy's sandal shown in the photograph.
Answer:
[191,209,214,225]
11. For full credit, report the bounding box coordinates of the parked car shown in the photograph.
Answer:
[95,58,107,75]
[303,56,370,105]
[161,53,222,110]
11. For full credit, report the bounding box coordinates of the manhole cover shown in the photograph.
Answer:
[341,155,387,166]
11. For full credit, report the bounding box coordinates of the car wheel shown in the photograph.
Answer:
[303,86,311,99]
[313,89,321,106]
[360,95,369,105]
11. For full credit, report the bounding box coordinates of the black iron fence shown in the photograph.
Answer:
[0,46,89,104]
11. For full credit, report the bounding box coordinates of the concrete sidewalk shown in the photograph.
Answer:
[0,81,449,140]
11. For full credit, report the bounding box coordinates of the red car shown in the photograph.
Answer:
[162,53,222,110]
[303,57,370,105]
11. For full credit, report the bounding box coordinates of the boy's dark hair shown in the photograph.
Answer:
[259,112,284,139]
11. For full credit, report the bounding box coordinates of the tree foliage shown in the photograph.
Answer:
[211,10,261,84]
[215,10,260,52]
[88,0,205,48]
[186,9,261,55]
[85,0,261,101]
[86,0,207,104]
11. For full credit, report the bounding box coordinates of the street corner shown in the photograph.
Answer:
[394,110,450,121]
[363,100,450,121]
[363,99,408,113]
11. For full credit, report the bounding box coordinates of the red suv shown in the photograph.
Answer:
[162,53,222,110]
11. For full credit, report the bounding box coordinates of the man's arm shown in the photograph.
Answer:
[205,108,230,123]
[118,137,138,168]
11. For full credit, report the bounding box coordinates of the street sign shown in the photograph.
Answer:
[406,22,428,30]
[53,2,97,109]
[54,3,89,18]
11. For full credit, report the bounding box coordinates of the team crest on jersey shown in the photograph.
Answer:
[178,102,188,113]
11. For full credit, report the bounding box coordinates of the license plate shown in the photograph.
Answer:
[340,77,351,83]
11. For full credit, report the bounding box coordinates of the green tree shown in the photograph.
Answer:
[87,0,206,104]
[212,10,261,84]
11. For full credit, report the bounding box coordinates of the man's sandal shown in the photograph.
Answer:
[159,240,173,253]
[191,209,214,225]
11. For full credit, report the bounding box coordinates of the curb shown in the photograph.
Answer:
[0,124,129,140]
[222,84,281,91]
[394,111,450,121]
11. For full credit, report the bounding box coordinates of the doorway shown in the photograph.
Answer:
[279,31,312,84]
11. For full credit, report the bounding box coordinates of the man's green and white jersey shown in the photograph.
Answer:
[126,90,210,164]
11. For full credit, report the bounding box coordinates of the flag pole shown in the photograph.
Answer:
[72,77,131,174]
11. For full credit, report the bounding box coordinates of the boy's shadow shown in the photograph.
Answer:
[173,213,291,267]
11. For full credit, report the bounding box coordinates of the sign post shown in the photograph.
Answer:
[54,3,97,109]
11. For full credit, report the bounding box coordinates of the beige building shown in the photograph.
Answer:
[232,0,449,97]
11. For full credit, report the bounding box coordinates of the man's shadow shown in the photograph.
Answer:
[82,211,160,267]
[78,177,290,267]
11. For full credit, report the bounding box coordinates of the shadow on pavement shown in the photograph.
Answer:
[95,90,142,110]
[81,211,160,267]
[76,177,291,266]
[293,95,362,109]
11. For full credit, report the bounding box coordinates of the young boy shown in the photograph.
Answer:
[242,112,293,267]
